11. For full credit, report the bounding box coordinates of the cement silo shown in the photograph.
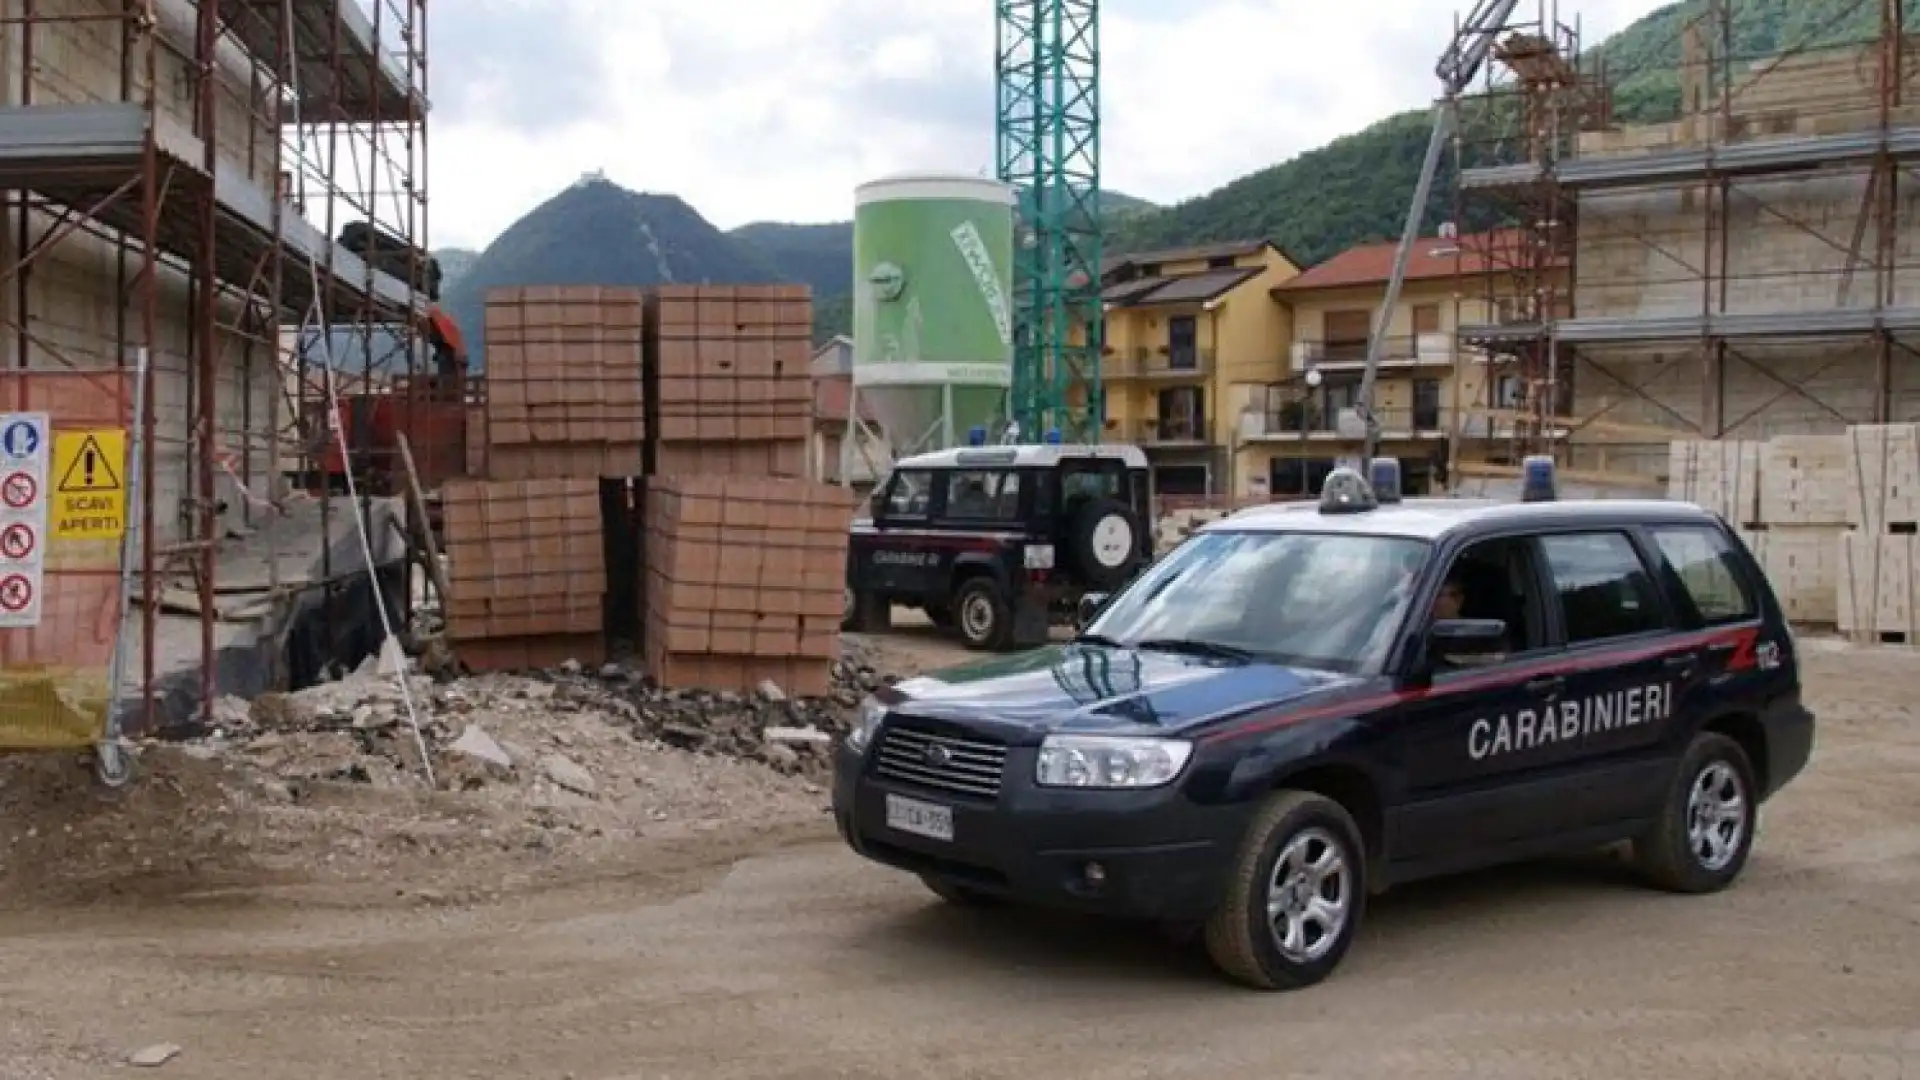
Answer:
[850,174,1015,455]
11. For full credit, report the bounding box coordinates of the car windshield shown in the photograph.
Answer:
[1082,529,1432,674]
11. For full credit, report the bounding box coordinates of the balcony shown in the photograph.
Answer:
[1241,398,1452,443]
[1291,333,1455,373]
[1105,345,1214,379]
[1119,415,1211,446]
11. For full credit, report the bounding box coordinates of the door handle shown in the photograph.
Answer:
[1664,653,1698,672]
[1523,674,1564,695]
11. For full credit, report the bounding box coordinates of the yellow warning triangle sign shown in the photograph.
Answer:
[57,434,121,492]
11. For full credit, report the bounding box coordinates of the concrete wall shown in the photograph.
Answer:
[0,1,287,543]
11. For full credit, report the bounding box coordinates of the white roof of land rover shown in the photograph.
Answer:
[892,444,1151,470]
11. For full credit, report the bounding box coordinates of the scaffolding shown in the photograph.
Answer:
[0,0,429,738]
[1453,0,1920,486]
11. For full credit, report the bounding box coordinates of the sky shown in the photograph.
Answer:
[422,0,1676,252]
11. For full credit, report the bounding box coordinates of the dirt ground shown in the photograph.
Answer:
[2,626,1918,1079]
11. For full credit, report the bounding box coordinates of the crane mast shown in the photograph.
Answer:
[995,0,1103,443]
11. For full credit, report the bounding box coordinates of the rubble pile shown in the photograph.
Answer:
[178,638,898,797]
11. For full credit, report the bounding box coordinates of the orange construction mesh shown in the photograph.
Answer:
[0,371,135,750]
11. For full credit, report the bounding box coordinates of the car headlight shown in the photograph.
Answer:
[1035,734,1192,789]
[846,696,887,754]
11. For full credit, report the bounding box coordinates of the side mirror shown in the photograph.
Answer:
[1076,591,1110,629]
[1428,618,1507,663]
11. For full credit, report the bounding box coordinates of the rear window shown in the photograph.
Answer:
[1650,526,1756,624]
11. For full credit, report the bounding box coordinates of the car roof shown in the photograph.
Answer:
[892,444,1151,470]
[1199,497,1724,542]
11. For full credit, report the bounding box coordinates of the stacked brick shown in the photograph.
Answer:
[643,476,853,695]
[442,478,608,670]
[649,285,811,477]
[481,286,646,481]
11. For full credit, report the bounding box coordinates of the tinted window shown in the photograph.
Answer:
[1432,536,1550,660]
[943,470,1020,520]
[885,470,932,517]
[1539,532,1668,644]
[1651,526,1756,624]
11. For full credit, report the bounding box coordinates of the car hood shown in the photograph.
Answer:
[884,642,1360,735]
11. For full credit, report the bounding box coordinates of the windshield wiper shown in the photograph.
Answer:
[1131,637,1257,662]
[1072,632,1126,648]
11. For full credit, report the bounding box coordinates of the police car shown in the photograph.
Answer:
[831,457,1814,989]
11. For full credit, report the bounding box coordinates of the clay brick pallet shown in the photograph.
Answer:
[442,478,609,671]
[481,285,645,482]
[647,284,811,478]
[642,475,853,695]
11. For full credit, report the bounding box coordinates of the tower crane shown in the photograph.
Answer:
[995,0,1103,444]
[1354,0,1522,464]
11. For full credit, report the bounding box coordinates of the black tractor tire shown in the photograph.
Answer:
[951,576,1013,651]
[1067,497,1144,590]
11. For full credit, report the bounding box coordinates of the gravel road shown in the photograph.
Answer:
[3,634,1918,1079]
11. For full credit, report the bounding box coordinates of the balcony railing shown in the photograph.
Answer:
[1104,345,1214,378]
[1119,415,1211,445]
[1241,398,1451,442]
[1291,333,1454,372]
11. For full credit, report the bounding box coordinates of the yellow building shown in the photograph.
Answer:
[1095,240,1302,496]
[1238,230,1569,498]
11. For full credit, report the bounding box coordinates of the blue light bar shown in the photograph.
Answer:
[1520,455,1557,502]
[967,425,988,446]
[1367,457,1403,503]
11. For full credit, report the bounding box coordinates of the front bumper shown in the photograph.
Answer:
[831,740,1242,922]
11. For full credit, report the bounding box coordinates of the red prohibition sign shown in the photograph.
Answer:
[0,572,30,612]
[0,471,32,509]
[0,522,32,560]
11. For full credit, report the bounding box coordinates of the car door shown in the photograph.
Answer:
[864,469,941,596]
[1530,527,1689,834]
[1384,531,1569,871]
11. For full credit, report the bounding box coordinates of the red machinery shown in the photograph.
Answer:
[309,306,472,495]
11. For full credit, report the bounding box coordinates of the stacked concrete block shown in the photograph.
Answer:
[648,285,811,477]
[442,478,608,671]
[481,286,646,481]
[1838,424,1920,644]
[1748,435,1850,625]
[643,476,852,695]
[1667,440,1761,526]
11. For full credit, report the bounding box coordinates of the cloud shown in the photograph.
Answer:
[418,0,1675,251]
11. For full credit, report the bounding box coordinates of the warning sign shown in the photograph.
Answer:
[0,522,33,560]
[51,429,126,541]
[0,572,31,614]
[1,471,33,509]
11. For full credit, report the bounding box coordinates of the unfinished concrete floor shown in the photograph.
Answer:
[0,634,1915,1079]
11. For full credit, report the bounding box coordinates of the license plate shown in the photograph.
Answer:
[885,793,954,842]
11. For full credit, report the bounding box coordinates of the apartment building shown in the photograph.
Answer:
[1096,240,1302,495]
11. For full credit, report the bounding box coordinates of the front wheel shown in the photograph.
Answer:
[1203,791,1366,990]
[952,578,1012,651]
[1632,732,1758,893]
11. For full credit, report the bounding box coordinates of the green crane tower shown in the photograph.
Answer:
[995,0,1102,444]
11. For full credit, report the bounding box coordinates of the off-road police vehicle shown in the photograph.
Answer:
[843,442,1154,651]
[832,457,1815,990]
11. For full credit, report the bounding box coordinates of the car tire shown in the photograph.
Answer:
[1631,731,1758,894]
[952,577,1012,651]
[842,589,890,633]
[922,874,997,907]
[1203,790,1367,991]
[1067,497,1143,590]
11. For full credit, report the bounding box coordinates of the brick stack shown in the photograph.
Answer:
[643,475,852,695]
[648,285,811,477]
[482,286,646,481]
[442,478,608,671]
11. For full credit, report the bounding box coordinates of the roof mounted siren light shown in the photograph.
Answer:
[1520,454,1558,502]
[967,425,989,447]
[1367,457,1403,504]
[1318,465,1378,514]
[1044,428,1064,445]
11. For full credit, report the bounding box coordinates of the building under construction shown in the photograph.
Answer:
[0,1,431,746]
[1454,0,1919,481]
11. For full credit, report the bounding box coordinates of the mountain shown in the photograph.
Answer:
[1106,0,1887,264]
[441,177,783,369]
[435,247,479,296]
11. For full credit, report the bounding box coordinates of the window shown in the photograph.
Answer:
[1539,532,1669,644]
[1432,536,1550,662]
[1412,303,1441,335]
[884,470,933,517]
[1062,465,1122,503]
[1412,378,1442,430]
[1651,526,1756,624]
[942,470,1020,520]
[1083,530,1432,674]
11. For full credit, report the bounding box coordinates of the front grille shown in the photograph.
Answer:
[873,723,1009,799]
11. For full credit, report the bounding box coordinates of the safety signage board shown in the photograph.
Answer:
[50,429,126,541]
[0,412,48,628]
